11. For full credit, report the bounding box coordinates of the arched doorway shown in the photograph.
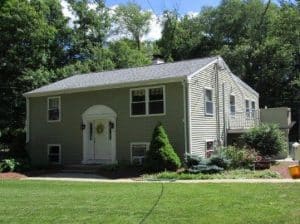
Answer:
[82,105,116,164]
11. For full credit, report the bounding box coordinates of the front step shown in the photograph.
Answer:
[61,164,104,174]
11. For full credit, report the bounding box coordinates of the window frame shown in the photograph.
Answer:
[251,100,256,118]
[47,96,61,122]
[47,144,61,164]
[204,87,214,117]
[130,85,166,117]
[205,139,215,158]
[130,142,150,165]
[245,99,250,118]
[229,94,236,116]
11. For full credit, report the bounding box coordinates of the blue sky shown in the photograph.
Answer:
[105,0,222,14]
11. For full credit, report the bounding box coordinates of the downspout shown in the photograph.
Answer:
[182,80,188,155]
[185,77,192,154]
[25,97,29,143]
[214,63,221,146]
[222,82,227,147]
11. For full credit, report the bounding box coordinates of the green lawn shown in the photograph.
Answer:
[1,180,299,224]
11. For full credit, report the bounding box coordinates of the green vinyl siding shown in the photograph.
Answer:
[27,82,185,165]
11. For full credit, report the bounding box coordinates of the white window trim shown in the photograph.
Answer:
[130,142,150,164]
[47,144,61,164]
[205,139,215,158]
[204,87,214,117]
[245,99,251,119]
[129,85,166,117]
[230,94,236,116]
[47,96,61,122]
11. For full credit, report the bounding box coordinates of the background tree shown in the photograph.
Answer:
[113,2,152,50]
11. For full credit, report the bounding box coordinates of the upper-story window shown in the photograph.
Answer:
[251,101,256,117]
[130,86,165,116]
[245,99,250,118]
[230,95,236,115]
[47,97,61,122]
[205,88,213,116]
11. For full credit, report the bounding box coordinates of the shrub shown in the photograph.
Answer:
[209,155,231,170]
[222,146,257,169]
[239,123,287,157]
[0,158,20,172]
[185,153,224,174]
[144,123,181,172]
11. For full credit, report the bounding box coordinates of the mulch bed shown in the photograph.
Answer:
[270,161,298,179]
[0,172,27,180]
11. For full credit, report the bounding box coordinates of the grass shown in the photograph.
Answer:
[1,180,300,223]
[143,169,281,180]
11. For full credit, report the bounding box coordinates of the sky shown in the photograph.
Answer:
[105,0,222,14]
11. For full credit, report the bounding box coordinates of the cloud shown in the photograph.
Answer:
[142,13,162,41]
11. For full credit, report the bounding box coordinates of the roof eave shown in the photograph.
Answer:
[24,76,185,98]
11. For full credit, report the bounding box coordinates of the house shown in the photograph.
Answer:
[24,56,259,166]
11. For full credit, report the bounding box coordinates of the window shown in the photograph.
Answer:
[230,95,236,115]
[48,144,61,164]
[131,143,149,165]
[206,141,215,158]
[205,88,213,116]
[48,97,61,121]
[245,99,250,118]
[251,101,256,118]
[130,86,165,116]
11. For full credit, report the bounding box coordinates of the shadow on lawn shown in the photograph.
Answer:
[139,183,164,224]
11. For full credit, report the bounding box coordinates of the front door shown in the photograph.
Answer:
[93,119,111,161]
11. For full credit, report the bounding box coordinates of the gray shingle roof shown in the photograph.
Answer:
[24,56,218,97]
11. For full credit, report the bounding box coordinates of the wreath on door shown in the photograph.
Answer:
[96,123,104,134]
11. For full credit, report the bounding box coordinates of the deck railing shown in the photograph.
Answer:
[228,110,260,130]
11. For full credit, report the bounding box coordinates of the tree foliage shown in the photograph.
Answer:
[144,123,181,172]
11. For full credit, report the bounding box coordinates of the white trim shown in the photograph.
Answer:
[188,58,218,79]
[47,96,61,122]
[24,77,183,98]
[129,85,166,117]
[182,80,188,155]
[25,97,30,143]
[205,139,215,158]
[204,87,214,117]
[47,144,61,164]
[186,77,192,154]
[130,142,150,165]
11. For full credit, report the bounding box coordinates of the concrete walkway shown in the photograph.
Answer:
[23,172,300,183]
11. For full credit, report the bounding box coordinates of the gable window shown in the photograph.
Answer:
[48,97,61,122]
[48,144,61,164]
[245,99,250,118]
[130,143,149,165]
[130,86,165,116]
[230,95,236,115]
[205,88,213,116]
[206,140,215,158]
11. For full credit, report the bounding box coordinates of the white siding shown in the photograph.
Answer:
[188,58,259,157]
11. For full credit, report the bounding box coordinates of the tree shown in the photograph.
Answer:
[144,123,181,172]
[67,0,111,60]
[114,3,152,50]
[109,39,151,68]
[0,0,56,131]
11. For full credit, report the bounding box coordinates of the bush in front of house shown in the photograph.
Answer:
[0,158,30,173]
[222,146,257,169]
[185,153,225,174]
[144,123,181,172]
[239,123,287,157]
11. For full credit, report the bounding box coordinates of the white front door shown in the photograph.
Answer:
[94,119,112,161]
[82,105,117,164]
